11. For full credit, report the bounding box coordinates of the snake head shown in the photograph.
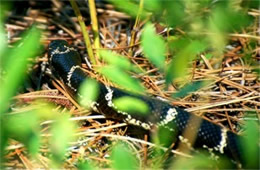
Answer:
[48,40,69,55]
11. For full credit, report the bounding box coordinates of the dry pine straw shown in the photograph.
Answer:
[4,3,260,169]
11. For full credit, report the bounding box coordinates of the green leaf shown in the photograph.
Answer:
[0,1,10,22]
[50,114,76,165]
[207,17,227,55]
[3,104,58,157]
[108,0,147,19]
[171,152,231,169]
[141,23,166,71]
[111,142,138,170]
[77,160,96,170]
[99,50,141,73]
[241,120,259,168]
[155,124,178,147]
[113,96,150,115]
[205,53,213,60]
[161,1,185,27]
[78,78,99,109]
[210,5,251,33]
[5,111,40,156]
[0,24,6,58]
[172,81,207,98]
[0,117,8,162]
[99,66,144,94]
[166,40,206,85]
[143,0,161,12]
[0,26,41,114]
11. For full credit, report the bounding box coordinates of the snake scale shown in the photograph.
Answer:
[48,40,244,166]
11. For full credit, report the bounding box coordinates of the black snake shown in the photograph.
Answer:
[48,40,244,166]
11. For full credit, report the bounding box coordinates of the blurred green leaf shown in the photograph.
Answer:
[50,114,76,165]
[108,0,147,19]
[161,0,185,27]
[3,104,58,157]
[205,53,213,60]
[166,40,206,85]
[111,142,138,170]
[5,111,40,156]
[211,4,251,33]
[156,124,177,147]
[78,78,99,109]
[206,3,251,56]
[141,23,166,71]
[113,96,149,115]
[0,118,8,163]
[171,152,231,169]
[0,1,10,22]
[77,160,96,170]
[99,66,144,94]
[0,25,6,58]
[0,26,41,114]
[172,81,208,98]
[99,50,141,73]
[241,120,259,168]
[143,0,161,12]
[207,20,226,56]
[241,0,260,9]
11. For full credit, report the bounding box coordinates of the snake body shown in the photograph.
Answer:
[48,40,243,165]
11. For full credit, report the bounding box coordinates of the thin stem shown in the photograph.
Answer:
[88,0,101,58]
[69,0,96,64]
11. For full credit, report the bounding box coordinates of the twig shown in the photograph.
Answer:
[186,95,259,112]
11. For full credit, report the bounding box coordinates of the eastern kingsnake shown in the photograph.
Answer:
[48,40,244,166]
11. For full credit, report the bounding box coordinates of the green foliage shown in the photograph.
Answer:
[111,142,138,170]
[141,23,166,71]
[209,5,251,33]
[172,81,208,98]
[1,104,77,167]
[0,26,41,114]
[154,124,177,147]
[113,96,149,115]
[0,24,42,165]
[77,160,96,170]
[161,0,186,27]
[108,0,147,19]
[98,50,145,93]
[50,114,76,166]
[166,39,207,85]
[79,78,99,109]
[0,1,10,22]
[143,0,161,12]
[171,152,230,169]
[99,66,144,94]
[99,50,141,73]
[241,0,260,9]
[5,111,41,156]
[0,23,6,58]
[241,120,259,169]
[0,18,77,168]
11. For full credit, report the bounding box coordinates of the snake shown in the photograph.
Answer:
[48,40,244,166]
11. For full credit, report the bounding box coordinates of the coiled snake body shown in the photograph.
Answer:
[48,40,243,165]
